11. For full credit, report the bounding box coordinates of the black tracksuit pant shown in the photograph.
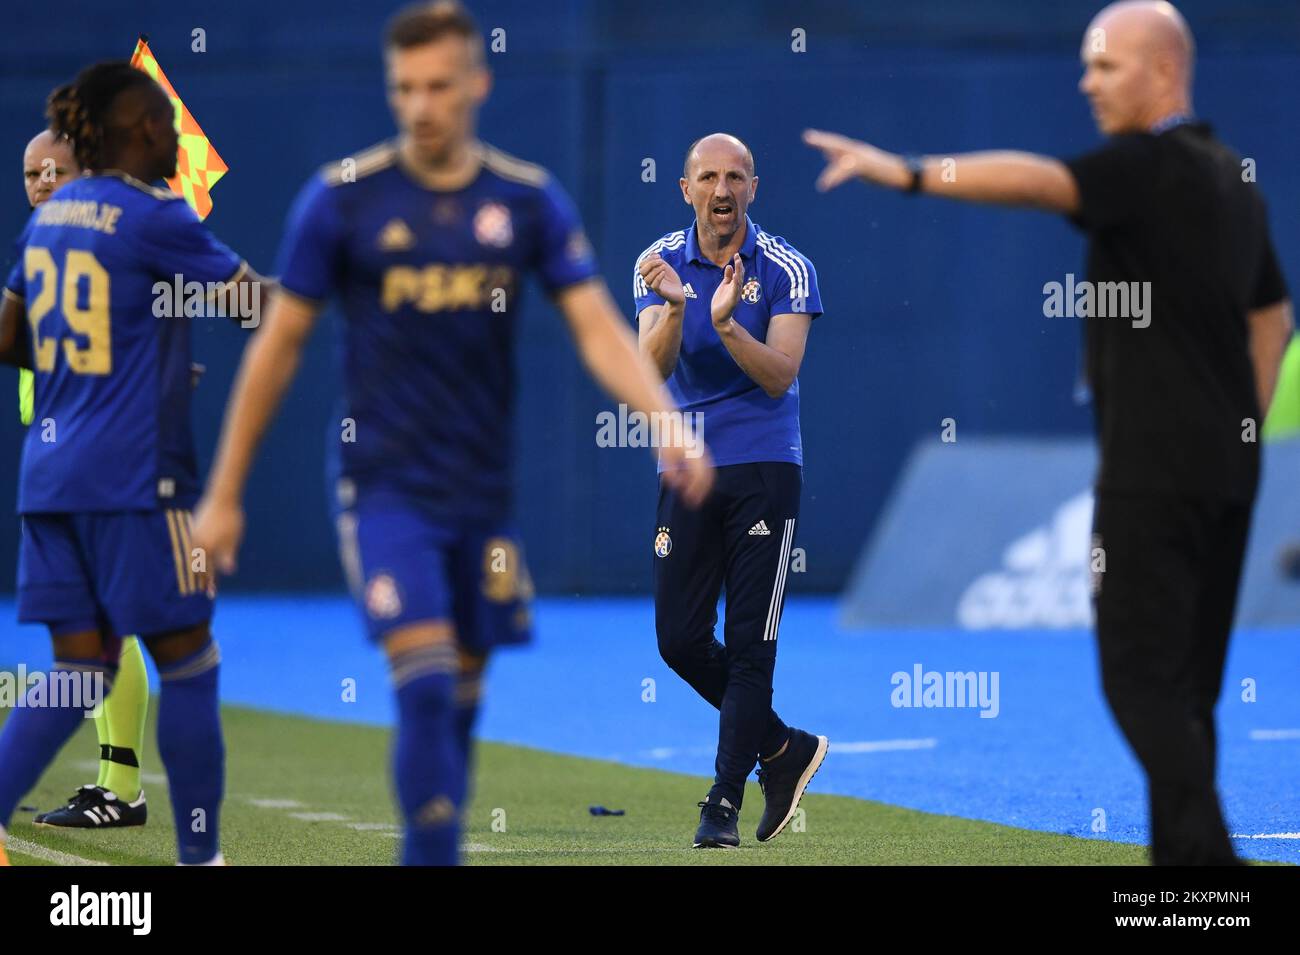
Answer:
[1092,490,1253,865]
[654,462,800,809]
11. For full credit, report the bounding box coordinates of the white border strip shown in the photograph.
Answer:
[8,837,108,866]
[832,738,939,753]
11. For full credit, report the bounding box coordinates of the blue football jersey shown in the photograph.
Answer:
[275,140,599,523]
[3,173,244,513]
[633,216,823,469]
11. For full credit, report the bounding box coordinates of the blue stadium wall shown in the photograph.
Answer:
[0,0,1296,594]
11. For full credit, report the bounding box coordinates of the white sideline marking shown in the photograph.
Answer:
[239,795,520,853]
[641,738,938,759]
[246,798,305,809]
[831,738,938,754]
[8,837,108,866]
[1250,729,1300,741]
[640,745,725,759]
[459,845,698,854]
[644,746,694,759]
[1231,832,1300,840]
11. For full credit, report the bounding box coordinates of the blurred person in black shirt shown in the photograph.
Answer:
[805,0,1293,865]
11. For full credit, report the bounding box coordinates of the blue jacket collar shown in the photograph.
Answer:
[686,214,758,265]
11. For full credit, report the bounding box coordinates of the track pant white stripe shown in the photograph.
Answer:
[763,518,796,642]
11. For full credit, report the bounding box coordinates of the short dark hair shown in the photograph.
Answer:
[683,134,755,179]
[47,61,162,171]
[385,1,483,61]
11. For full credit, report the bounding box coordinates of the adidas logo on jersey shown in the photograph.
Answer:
[377,218,415,251]
[748,520,772,536]
[682,283,698,299]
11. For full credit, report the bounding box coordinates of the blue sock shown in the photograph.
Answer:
[454,698,480,799]
[453,702,478,761]
[453,698,481,810]
[453,666,484,767]
[156,639,224,865]
[393,663,462,866]
[0,658,110,827]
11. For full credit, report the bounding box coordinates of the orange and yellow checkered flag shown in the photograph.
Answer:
[129,35,227,220]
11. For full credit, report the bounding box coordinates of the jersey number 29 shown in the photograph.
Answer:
[24,246,111,375]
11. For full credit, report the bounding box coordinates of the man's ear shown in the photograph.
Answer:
[679,177,691,204]
[750,175,759,203]
[473,67,493,105]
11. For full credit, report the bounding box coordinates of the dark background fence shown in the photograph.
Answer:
[1,0,1295,593]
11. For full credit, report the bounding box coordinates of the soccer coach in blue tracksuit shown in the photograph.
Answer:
[634,132,829,848]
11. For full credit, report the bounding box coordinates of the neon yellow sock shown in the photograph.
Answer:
[92,691,112,789]
[101,637,149,798]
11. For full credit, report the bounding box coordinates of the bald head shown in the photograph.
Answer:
[1080,1,1195,135]
[683,133,754,179]
[22,129,79,208]
[1093,1,1194,83]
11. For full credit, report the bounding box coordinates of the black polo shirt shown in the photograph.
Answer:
[1065,122,1288,502]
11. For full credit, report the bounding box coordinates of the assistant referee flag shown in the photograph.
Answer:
[129,35,228,220]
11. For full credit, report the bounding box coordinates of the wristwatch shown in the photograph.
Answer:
[903,154,925,194]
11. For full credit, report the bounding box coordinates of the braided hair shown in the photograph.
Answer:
[46,61,160,172]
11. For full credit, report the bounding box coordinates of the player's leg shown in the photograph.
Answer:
[93,701,111,788]
[37,634,150,829]
[0,514,116,859]
[657,466,795,847]
[25,520,150,833]
[99,636,149,802]
[1092,492,1236,865]
[140,622,224,865]
[338,490,464,866]
[1188,501,1253,792]
[455,648,488,773]
[0,625,116,857]
[716,462,826,843]
[655,474,745,847]
[451,528,534,803]
[654,470,729,706]
[384,621,462,866]
[96,508,222,863]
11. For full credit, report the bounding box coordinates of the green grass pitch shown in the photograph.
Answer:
[3,703,1149,865]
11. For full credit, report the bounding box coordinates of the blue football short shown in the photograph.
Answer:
[334,485,534,652]
[18,508,213,638]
